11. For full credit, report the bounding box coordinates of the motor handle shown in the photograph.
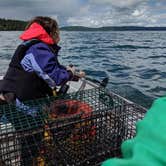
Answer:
[85,77,109,88]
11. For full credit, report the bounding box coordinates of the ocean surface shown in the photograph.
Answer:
[1,31,166,108]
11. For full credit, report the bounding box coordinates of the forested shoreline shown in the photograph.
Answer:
[0,18,27,31]
[1,18,166,31]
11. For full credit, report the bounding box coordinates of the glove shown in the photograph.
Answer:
[66,65,75,75]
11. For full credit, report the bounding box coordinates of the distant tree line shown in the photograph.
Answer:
[1,18,166,31]
[61,26,166,31]
[0,18,27,31]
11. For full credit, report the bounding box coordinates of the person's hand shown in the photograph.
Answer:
[78,70,85,78]
[67,65,76,75]
[0,94,5,101]
[67,64,85,78]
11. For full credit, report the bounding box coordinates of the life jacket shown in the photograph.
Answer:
[0,39,53,101]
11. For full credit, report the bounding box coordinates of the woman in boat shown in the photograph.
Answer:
[0,16,84,103]
[0,16,85,165]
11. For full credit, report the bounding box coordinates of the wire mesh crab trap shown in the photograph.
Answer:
[0,87,146,166]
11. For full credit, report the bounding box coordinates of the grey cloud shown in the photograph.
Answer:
[89,0,147,9]
[67,0,155,27]
[0,0,166,27]
[0,0,82,21]
[0,0,36,8]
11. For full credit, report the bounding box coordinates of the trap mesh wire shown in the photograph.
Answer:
[0,87,146,166]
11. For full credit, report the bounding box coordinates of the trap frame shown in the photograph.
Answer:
[0,87,146,165]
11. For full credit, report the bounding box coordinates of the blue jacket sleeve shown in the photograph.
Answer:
[21,43,71,87]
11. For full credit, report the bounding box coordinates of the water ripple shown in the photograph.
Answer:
[1,31,166,108]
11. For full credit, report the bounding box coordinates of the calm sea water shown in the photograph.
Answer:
[1,31,166,108]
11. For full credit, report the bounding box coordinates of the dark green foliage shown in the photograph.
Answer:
[60,26,98,31]
[0,18,27,31]
[1,18,166,31]
[60,26,166,31]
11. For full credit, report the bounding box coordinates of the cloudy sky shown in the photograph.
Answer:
[0,0,166,27]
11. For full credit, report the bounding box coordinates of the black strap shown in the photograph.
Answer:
[9,39,41,69]
[22,39,41,48]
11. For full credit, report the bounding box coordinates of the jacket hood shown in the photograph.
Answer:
[19,22,54,44]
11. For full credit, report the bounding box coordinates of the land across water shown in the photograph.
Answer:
[1,18,166,31]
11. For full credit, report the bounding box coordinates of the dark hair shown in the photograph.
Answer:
[26,16,59,35]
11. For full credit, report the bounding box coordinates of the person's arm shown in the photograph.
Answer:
[21,43,73,87]
[102,97,166,166]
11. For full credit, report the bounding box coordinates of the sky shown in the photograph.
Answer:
[0,0,166,27]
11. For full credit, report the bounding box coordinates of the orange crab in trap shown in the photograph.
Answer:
[47,99,96,139]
